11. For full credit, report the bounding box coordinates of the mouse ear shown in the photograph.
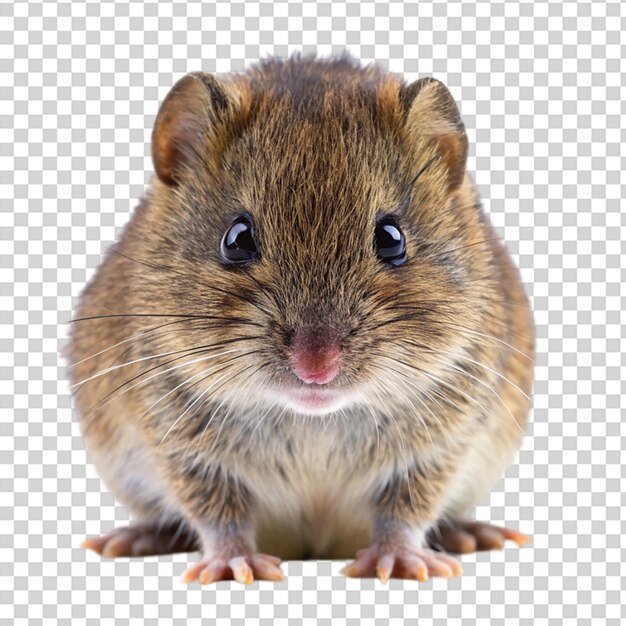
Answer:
[400,78,468,192]
[152,72,245,186]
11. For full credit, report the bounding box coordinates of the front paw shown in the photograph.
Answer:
[342,525,463,583]
[182,553,283,585]
[181,532,283,585]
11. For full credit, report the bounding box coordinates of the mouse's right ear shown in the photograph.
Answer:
[152,72,247,186]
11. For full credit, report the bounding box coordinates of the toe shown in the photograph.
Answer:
[421,553,453,578]
[100,532,134,558]
[229,556,254,585]
[433,521,530,554]
[182,561,210,584]
[250,555,284,581]
[130,535,160,557]
[199,560,230,584]
[80,535,111,554]
[433,551,463,576]
[375,554,395,584]
[400,556,429,582]
[468,524,506,551]
[499,526,531,547]
[434,526,477,554]
[341,549,378,578]
[470,523,531,549]
[256,553,282,566]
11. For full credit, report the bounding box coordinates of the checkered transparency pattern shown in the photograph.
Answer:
[1,0,625,624]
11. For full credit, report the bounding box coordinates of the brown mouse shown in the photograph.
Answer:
[67,53,534,585]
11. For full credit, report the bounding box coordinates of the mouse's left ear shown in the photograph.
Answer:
[152,72,248,186]
[400,78,468,192]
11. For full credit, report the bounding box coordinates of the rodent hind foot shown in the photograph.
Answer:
[81,522,198,558]
[429,520,531,554]
[182,553,283,585]
[341,531,463,584]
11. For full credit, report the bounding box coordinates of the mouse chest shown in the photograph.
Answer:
[239,422,387,558]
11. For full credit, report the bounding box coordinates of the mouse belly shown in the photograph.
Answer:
[250,473,378,560]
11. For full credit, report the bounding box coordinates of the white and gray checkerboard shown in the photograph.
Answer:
[2,0,625,624]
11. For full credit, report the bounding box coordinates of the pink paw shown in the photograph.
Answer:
[342,531,463,583]
[182,552,284,585]
[430,520,531,554]
[81,523,197,558]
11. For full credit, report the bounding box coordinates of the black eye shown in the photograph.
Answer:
[374,216,407,266]
[220,216,258,264]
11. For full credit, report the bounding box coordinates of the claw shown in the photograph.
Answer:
[182,551,283,585]
[376,554,395,584]
[229,556,254,585]
[199,560,229,585]
[432,520,530,554]
[342,538,462,583]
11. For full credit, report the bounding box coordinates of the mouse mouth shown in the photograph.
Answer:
[270,385,358,416]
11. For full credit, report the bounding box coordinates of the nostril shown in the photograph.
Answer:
[289,330,342,385]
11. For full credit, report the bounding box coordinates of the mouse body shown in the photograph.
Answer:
[68,54,534,584]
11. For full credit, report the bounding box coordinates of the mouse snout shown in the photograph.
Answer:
[288,327,342,385]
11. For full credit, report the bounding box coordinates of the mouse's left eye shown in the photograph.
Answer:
[374,216,407,267]
[220,216,258,264]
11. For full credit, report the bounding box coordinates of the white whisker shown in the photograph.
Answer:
[370,380,415,510]
[434,350,532,401]
[71,343,235,388]
[84,348,241,419]
[458,328,534,361]
[69,318,204,369]
[436,360,523,434]
[159,364,241,447]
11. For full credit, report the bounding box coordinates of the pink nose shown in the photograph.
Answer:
[289,331,342,385]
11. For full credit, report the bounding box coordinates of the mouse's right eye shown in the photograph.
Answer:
[220,216,258,264]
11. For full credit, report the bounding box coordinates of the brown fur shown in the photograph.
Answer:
[67,53,534,567]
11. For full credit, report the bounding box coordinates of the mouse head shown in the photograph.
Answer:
[133,55,491,417]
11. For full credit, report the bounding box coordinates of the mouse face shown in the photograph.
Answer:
[129,56,493,416]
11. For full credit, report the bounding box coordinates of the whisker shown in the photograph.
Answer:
[372,350,495,425]
[435,351,532,401]
[433,324,534,361]
[81,347,253,420]
[69,317,203,369]
[371,314,533,363]
[436,360,523,434]
[433,237,501,256]
[392,336,531,402]
[252,398,279,438]
[391,368,445,431]
[73,332,260,393]
[69,312,263,327]
[362,400,382,458]
[369,380,415,510]
[159,363,247,447]
[208,363,272,453]
[70,337,258,389]
[70,344,234,389]
[109,247,188,277]
[369,308,533,343]
[135,358,241,425]
[110,248,275,318]
[377,372,436,447]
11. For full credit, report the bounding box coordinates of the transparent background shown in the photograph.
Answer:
[1,0,625,624]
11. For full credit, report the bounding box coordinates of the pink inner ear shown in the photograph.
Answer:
[153,107,206,185]
[434,132,467,191]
